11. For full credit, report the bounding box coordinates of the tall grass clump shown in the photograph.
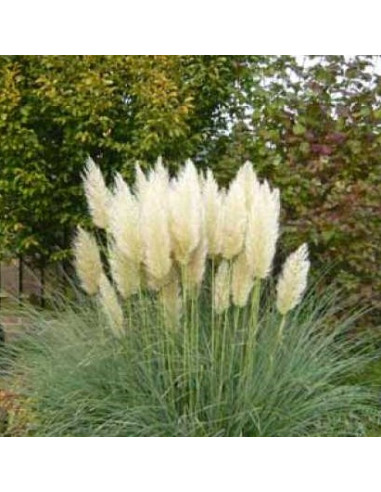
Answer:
[7,158,379,436]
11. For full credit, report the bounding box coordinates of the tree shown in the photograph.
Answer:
[0,55,257,267]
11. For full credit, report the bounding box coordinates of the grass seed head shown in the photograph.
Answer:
[245,180,280,279]
[108,243,141,299]
[169,160,203,264]
[73,226,103,295]
[140,163,172,281]
[214,260,231,314]
[276,243,310,315]
[231,251,254,307]
[220,175,248,260]
[99,272,124,336]
[202,169,224,257]
[109,173,143,264]
[159,275,182,328]
[83,157,111,229]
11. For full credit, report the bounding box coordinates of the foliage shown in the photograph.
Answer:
[6,283,378,437]
[0,386,36,436]
[214,55,381,323]
[0,55,256,266]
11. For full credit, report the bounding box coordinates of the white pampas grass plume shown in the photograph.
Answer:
[184,235,207,291]
[169,160,203,264]
[134,163,149,201]
[73,226,103,295]
[146,157,170,195]
[276,243,310,315]
[231,252,254,307]
[214,260,231,314]
[151,156,169,182]
[202,169,224,257]
[159,276,182,328]
[108,244,140,299]
[99,272,124,336]
[145,272,167,292]
[145,265,177,292]
[220,175,247,260]
[245,180,280,279]
[140,162,172,281]
[109,173,143,264]
[236,161,260,211]
[83,157,111,229]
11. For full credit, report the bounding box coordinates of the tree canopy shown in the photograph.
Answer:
[0,55,256,264]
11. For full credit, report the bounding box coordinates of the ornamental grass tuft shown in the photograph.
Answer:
[5,159,379,436]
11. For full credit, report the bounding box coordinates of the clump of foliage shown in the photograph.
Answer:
[8,291,377,437]
[0,387,36,436]
[6,160,378,437]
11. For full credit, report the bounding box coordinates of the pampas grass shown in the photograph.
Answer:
[78,158,286,320]
[276,243,310,316]
[73,227,102,295]
[169,160,203,264]
[109,173,143,264]
[245,181,280,279]
[108,244,141,299]
[220,174,247,260]
[6,281,378,437]
[98,273,124,336]
[83,157,110,229]
[231,252,254,308]
[202,169,223,257]
[140,163,172,282]
[5,158,379,437]
[213,260,231,314]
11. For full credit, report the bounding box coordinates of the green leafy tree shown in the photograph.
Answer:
[0,55,258,267]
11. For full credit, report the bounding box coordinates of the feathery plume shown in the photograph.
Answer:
[99,272,124,336]
[245,180,280,279]
[220,175,247,260]
[184,235,208,291]
[140,161,172,281]
[73,226,102,295]
[214,260,231,314]
[151,156,168,182]
[169,160,203,264]
[134,163,149,201]
[109,173,143,264]
[145,265,177,292]
[202,169,224,257]
[108,244,140,299]
[236,161,260,211]
[276,243,310,315]
[231,252,254,307]
[83,157,111,229]
[159,275,182,328]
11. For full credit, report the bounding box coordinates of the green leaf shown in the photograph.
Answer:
[293,123,306,136]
